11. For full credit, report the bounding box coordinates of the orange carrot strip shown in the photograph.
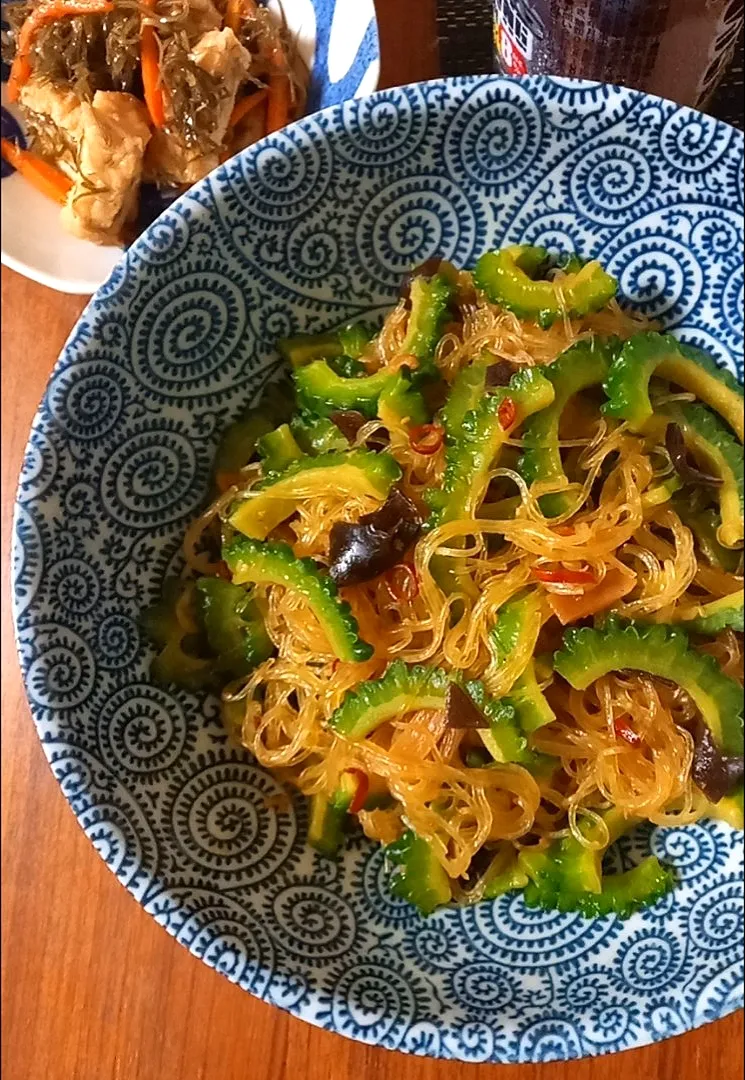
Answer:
[1,138,73,204]
[262,27,295,133]
[546,567,637,625]
[228,88,268,130]
[7,0,113,102]
[266,34,288,71]
[225,0,257,34]
[140,21,165,128]
[139,0,165,129]
[266,73,291,134]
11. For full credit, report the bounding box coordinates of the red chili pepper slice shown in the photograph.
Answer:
[532,565,597,585]
[386,563,419,603]
[614,716,642,747]
[498,396,517,430]
[345,769,370,814]
[553,525,576,537]
[409,423,444,456]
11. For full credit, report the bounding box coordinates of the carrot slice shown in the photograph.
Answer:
[0,138,73,204]
[7,0,113,102]
[546,567,637,625]
[266,73,291,133]
[228,88,268,130]
[225,0,257,34]
[140,22,165,128]
[139,0,165,128]
[250,15,294,134]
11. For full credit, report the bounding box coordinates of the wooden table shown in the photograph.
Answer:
[1,2,743,1077]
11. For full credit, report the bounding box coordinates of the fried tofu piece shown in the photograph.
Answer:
[18,78,80,132]
[19,80,152,244]
[143,130,220,187]
[190,27,253,140]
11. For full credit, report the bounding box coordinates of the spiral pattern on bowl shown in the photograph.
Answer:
[270,883,357,960]
[328,961,417,1048]
[583,1004,636,1047]
[17,430,58,503]
[449,962,517,1014]
[286,222,342,283]
[131,273,247,399]
[660,110,732,175]
[687,877,744,954]
[169,760,297,886]
[461,891,620,969]
[570,144,654,224]
[716,261,744,346]
[336,87,428,168]
[447,1022,498,1063]
[101,428,200,531]
[21,623,96,711]
[46,557,101,617]
[517,1020,583,1063]
[146,887,275,995]
[356,175,478,288]
[98,683,191,777]
[444,82,543,188]
[619,930,685,992]
[95,612,140,670]
[651,823,728,883]
[47,362,127,444]
[136,211,190,265]
[230,120,334,223]
[358,846,420,925]
[408,924,462,972]
[12,506,43,618]
[607,234,702,322]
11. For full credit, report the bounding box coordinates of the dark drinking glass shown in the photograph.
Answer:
[493,0,744,109]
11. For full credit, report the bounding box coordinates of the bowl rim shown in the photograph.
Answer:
[10,72,745,1063]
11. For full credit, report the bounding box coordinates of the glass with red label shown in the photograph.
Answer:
[493,0,744,110]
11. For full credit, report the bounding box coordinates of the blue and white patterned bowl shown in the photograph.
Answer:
[11,76,744,1063]
[0,0,379,294]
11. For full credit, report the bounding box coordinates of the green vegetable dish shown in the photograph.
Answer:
[143,248,744,916]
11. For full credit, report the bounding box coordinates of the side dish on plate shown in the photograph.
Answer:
[1,0,305,243]
[142,247,744,917]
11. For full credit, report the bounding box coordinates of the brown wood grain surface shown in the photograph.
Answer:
[1,2,743,1077]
